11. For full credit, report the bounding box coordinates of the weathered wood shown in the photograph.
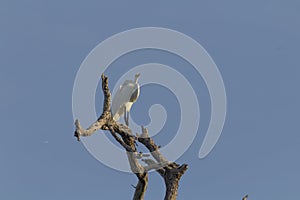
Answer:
[138,126,188,200]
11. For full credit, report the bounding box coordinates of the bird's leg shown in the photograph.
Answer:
[127,111,130,126]
[124,107,129,126]
[125,111,129,126]
[123,107,126,124]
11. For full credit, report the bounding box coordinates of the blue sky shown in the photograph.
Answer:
[1,0,300,199]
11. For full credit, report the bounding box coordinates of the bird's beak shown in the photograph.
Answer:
[135,73,140,81]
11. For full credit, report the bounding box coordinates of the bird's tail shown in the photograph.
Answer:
[113,113,120,121]
[113,107,124,121]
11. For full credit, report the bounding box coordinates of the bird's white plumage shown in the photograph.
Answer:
[112,74,140,121]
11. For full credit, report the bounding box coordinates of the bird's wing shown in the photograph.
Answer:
[112,82,135,120]
[129,83,140,102]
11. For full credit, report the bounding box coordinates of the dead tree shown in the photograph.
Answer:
[74,74,188,200]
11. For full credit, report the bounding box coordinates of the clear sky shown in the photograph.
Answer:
[1,0,299,199]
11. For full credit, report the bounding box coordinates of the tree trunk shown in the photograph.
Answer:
[164,165,188,200]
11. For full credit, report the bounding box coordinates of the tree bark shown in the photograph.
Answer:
[138,126,188,200]
[133,172,148,200]
[163,164,188,200]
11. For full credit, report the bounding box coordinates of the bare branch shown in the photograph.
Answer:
[74,119,106,141]
[142,159,165,176]
[101,73,111,113]
[108,126,133,152]
[137,126,188,200]
[138,126,169,167]
[133,172,148,200]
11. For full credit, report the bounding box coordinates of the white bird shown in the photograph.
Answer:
[112,73,140,125]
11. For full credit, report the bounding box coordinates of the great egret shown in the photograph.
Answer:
[112,73,140,125]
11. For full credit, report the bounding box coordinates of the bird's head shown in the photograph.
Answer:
[134,73,140,83]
